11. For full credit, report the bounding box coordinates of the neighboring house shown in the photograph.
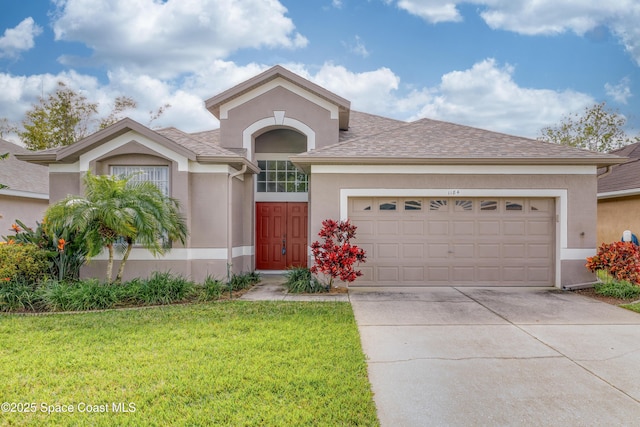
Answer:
[17,65,624,287]
[597,142,640,244]
[0,138,49,235]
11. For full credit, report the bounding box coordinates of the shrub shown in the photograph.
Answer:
[0,242,50,283]
[284,266,326,293]
[586,241,640,285]
[39,279,120,312]
[131,272,196,305]
[594,270,640,300]
[310,219,366,287]
[0,278,43,312]
[228,271,261,291]
[198,275,226,301]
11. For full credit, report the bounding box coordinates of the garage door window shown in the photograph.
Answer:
[506,200,523,211]
[430,199,447,211]
[455,200,473,212]
[480,200,498,211]
[379,200,397,211]
[405,200,422,211]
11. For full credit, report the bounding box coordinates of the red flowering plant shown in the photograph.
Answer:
[585,241,640,285]
[310,219,366,288]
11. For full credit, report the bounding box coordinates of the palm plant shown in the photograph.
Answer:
[45,171,188,283]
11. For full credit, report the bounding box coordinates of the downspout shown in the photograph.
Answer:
[598,165,613,180]
[227,164,248,282]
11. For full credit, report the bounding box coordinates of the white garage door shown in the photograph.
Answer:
[349,197,555,286]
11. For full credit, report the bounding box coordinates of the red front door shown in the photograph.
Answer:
[256,202,308,270]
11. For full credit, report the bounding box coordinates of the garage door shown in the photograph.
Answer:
[349,197,555,286]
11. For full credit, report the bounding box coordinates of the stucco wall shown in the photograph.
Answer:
[220,86,339,157]
[597,196,640,245]
[0,195,48,233]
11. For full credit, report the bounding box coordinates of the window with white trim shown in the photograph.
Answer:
[257,160,308,193]
[111,166,169,196]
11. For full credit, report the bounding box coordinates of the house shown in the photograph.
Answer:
[16,65,624,287]
[0,138,49,235]
[597,141,640,244]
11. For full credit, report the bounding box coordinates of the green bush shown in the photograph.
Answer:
[130,272,196,305]
[229,271,261,291]
[198,275,226,301]
[594,270,640,300]
[0,278,43,312]
[39,279,121,311]
[0,243,50,283]
[284,266,327,293]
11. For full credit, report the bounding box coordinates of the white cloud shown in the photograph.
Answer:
[51,0,308,78]
[605,78,632,104]
[0,59,597,141]
[406,59,595,137]
[388,1,640,66]
[332,0,343,8]
[0,17,43,58]
[396,0,462,23]
[343,35,370,58]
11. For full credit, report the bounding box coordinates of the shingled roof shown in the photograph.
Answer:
[292,117,625,167]
[598,142,640,196]
[0,139,48,196]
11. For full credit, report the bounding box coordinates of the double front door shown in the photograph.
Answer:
[256,202,308,270]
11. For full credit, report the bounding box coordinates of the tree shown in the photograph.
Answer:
[20,82,98,150]
[538,102,640,152]
[44,171,188,283]
[9,82,170,150]
[310,219,366,288]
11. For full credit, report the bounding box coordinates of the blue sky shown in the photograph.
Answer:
[1,0,639,143]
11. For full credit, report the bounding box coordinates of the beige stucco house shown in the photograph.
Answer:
[0,139,49,235]
[597,142,640,244]
[17,65,624,287]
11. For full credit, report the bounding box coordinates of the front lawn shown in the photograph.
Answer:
[0,302,379,426]
[621,302,640,313]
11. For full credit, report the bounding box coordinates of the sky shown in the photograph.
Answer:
[1,0,639,145]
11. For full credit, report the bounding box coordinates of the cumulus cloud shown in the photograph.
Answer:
[605,77,632,104]
[406,59,594,137]
[0,17,43,58]
[51,0,308,78]
[388,1,640,66]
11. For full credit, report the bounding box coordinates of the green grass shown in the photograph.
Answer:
[0,302,379,426]
[621,302,640,313]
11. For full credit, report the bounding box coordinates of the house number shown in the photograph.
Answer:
[447,189,461,195]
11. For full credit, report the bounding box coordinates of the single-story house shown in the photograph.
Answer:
[597,141,640,244]
[17,65,624,287]
[0,138,49,235]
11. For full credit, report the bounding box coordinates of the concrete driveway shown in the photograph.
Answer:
[349,287,640,426]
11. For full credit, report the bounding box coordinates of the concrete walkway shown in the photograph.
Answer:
[240,274,349,302]
[350,286,640,426]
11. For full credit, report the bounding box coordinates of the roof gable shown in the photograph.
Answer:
[205,65,351,129]
[598,141,640,195]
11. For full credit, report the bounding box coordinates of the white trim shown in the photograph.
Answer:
[312,164,596,175]
[562,248,596,260]
[0,189,48,200]
[50,162,80,173]
[79,131,189,172]
[255,192,309,202]
[341,188,573,287]
[598,188,640,199]
[188,163,236,174]
[220,77,339,120]
[243,116,315,160]
[93,246,254,261]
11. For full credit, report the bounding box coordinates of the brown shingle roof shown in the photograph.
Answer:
[293,117,624,166]
[339,111,406,142]
[0,139,48,195]
[155,127,239,157]
[598,142,640,194]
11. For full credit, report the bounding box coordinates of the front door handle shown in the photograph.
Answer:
[282,236,286,255]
